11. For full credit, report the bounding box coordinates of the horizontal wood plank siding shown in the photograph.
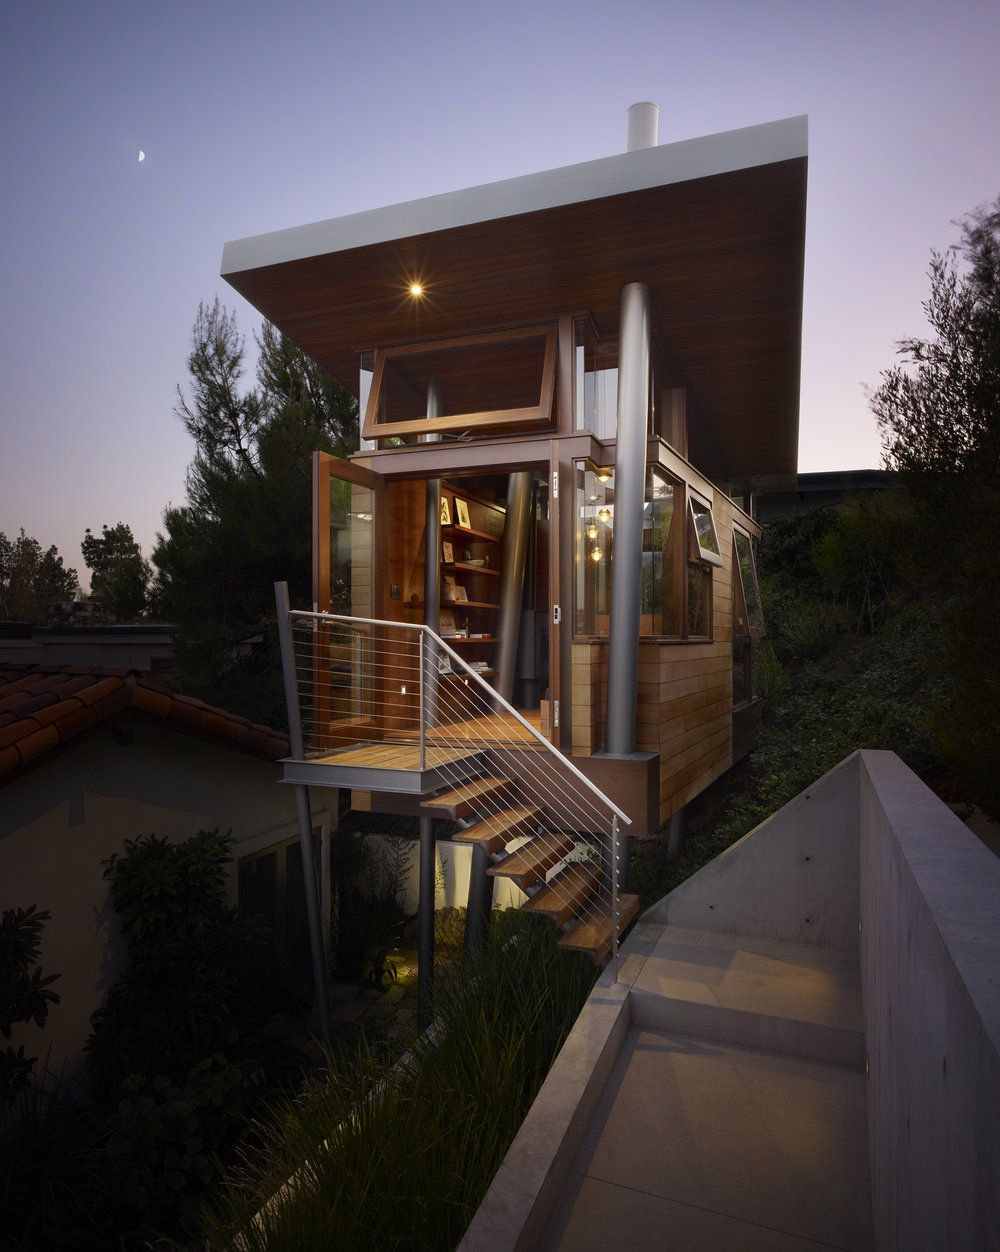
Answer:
[572,487,739,824]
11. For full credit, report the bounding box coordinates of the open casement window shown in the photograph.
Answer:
[362,324,557,442]
[732,528,764,706]
[687,494,724,566]
[733,529,764,638]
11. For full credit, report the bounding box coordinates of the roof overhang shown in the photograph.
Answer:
[222,116,807,481]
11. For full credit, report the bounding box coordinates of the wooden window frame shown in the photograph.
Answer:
[361,324,557,442]
[687,493,724,567]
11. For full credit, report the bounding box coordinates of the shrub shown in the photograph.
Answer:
[0,906,60,1105]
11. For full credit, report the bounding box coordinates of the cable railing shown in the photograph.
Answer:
[282,608,633,972]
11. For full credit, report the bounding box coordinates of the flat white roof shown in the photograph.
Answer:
[222,115,807,277]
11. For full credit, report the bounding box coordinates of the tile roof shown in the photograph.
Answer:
[0,665,290,783]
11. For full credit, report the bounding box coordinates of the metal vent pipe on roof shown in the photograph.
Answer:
[626,102,659,151]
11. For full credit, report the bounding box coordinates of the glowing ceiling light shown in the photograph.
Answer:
[586,523,598,540]
[409,283,423,296]
[597,471,611,483]
[590,546,603,563]
[597,507,611,524]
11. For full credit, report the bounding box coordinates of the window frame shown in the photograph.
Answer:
[361,324,557,442]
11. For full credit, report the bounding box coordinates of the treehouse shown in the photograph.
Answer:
[220,107,806,971]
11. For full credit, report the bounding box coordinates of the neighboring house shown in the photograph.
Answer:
[0,617,266,678]
[220,106,807,837]
[0,665,333,1086]
[755,468,896,523]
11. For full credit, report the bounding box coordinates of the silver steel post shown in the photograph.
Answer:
[606,282,650,757]
[274,581,331,1046]
[610,815,620,983]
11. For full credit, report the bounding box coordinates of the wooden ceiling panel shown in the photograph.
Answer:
[225,157,806,480]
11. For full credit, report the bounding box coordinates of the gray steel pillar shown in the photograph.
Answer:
[423,379,443,637]
[496,471,533,703]
[418,815,435,1029]
[424,381,443,727]
[463,842,493,958]
[274,581,331,1046]
[606,283,651,756]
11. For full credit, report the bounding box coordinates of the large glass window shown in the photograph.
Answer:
[362,325,556,442]
[574,319,618,440]
[575,461,713,639]
[642,470,682,636]
[575,461,614,635]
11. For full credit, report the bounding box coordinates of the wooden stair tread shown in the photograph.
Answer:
[421,775,511,819]
[451,804,543,855]
[488,830,575,889]
[558,893,641,962]
[522,862,606,926]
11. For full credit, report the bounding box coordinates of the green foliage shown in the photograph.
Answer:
[0,529,79,623]
[151,300,359,725]
[104,1055,245,1235]
[0,906,60,1105]
[870,196,1000,816]
[1,1085,112,1250]
[86,829,309,1103]
[199,910,595,1251]
[81,522,151,621]
[332,834,414,988]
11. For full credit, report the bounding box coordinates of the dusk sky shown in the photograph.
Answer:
[2,0,998,591]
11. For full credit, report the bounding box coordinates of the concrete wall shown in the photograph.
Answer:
[859,751,1000,1251]
[643,751,861,952]
[0,722,330,1087]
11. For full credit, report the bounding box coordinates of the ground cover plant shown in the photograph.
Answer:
[198,909,596,1251]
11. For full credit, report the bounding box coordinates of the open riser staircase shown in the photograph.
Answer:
[279,608,636,966]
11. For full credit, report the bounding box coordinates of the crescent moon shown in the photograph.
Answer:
[138,150,145,162]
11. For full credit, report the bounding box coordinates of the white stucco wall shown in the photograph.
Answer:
[0,720,330,1087]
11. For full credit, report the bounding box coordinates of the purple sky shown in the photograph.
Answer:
[2,0,998,591]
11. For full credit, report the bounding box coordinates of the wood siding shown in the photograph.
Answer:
[570,488,738,825]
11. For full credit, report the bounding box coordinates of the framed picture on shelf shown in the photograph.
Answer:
[455,497,471,529]
[442,575,458,600]
[440,496,451,526]
[439,610,456,633]
[441,540,454,564]
[454,585,469,602]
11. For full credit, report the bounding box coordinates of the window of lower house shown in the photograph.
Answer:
[238,825,329,970]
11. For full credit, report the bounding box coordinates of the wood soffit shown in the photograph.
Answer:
[224,156,807,480]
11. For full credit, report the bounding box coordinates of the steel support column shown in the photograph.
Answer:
[274,581,331,1046]
[418,815,435,1029]
[496,470,533,704]
[606,283,650,755]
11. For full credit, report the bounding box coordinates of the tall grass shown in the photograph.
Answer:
[199,910,595,1251]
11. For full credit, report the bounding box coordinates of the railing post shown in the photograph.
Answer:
[610,815,620,984]
[419,630,426,771]
[274,582,332,1047]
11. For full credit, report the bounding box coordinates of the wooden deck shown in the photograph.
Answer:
[309,742,476,770]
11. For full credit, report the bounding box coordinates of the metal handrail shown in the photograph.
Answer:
[289,608,632,827]
[284,606,631,974]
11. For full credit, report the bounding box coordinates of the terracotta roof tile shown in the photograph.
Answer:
[0,665,290,783]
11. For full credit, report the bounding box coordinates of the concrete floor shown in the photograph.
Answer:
[461,922,873,1252]
[541,1026,872,1251]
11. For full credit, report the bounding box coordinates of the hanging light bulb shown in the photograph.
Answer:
[590,546,603,563]
[597,470,611,484]
[598,506,611,524]
[586,522,598,540]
